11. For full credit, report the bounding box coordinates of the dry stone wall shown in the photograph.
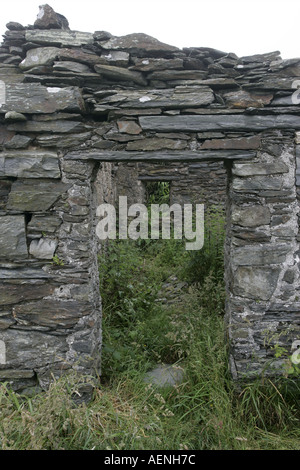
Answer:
[112,160,227,207]
[0,4,300,391]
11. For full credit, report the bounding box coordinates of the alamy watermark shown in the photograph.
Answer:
[96,196,204,250]
[292,80,300,104]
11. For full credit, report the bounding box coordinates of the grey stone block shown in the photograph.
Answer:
[0,151,60,178]
[29,238,58,259]
[1,83,85,114]
[233,266,280,301]
[0,215,27,259]
[7,180,70,212]
[232,205,271,227]
[139,114,300,132]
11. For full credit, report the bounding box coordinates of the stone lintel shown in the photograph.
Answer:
[64,149,257,162]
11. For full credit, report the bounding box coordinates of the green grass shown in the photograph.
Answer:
[0,208,299,450]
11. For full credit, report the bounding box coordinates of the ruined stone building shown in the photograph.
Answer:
[0,4,299,392]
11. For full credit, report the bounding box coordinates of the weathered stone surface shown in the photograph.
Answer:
[131,58,184,72]
[232,206,271,227]
[29,112,82,122]
[274,63,300,77]
[0,370,34,380]
[93,31,112,41]
[65,149,256,162]
[6,22,25,31]
[4,134,33,149]
[0,267,53,280]
[97,87,214,110]
[0,65,24,85]
[232,161,289,176]
[0,281,54,305]
[53,61,91,73]
[139,114,300,132]
[66,184,90,216]
[101,132,142,142]
[19,47,60,70]
[197,78,238,88]
[0,125,15,146]
[201,135,261,150]
[7,120,88,133]
[58,48,101,66]
[13,300,92,328]
[0,329,68,369]
[240,51,281,63]
[117,121,142,135]
[233,266,280,300]
[0,151,60,178]
[25,30,94,47]
[34,4,70,30]
[147,70,208,81]
[100,51,129,67]
[36,132,92,148]
[1,84,85,114]
[29,238,58,259]
[7,180,70,211]
[109,108,162,119]
[4,111,26,122]
[27,214,62,233]
[0,317,15,330]
[243,77,297,90]
[271,93,299,106]
[126,137,187,151]
[99,33,179,53]
[232,176,283,192]
[94,64,147,86]
[0,216,27,259]
[223,90,273,108]
[0,180,12,209]
[232,244,290,266]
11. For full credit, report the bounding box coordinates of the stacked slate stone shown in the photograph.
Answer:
[0,4,300,391]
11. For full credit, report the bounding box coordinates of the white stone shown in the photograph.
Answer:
[29,238,58,259]
[47,87,62,94]
[139,96,152,102]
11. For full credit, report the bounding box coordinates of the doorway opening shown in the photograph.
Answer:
[97,162,226,384]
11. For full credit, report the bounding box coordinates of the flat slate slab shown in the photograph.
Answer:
[139,114,300,132]
[0,83,85,114]
[0,215,27,259]
[0,150,60,178]
[64,149,256,162]
[25,30,94,47]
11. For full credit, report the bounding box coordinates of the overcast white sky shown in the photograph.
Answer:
[0,0,299,59]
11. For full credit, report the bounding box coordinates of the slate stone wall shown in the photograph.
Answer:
[0,5,299,391]
[225,131,300,378]
[111,160,226,207]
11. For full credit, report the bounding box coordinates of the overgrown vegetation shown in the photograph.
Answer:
[0,192,299,450]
